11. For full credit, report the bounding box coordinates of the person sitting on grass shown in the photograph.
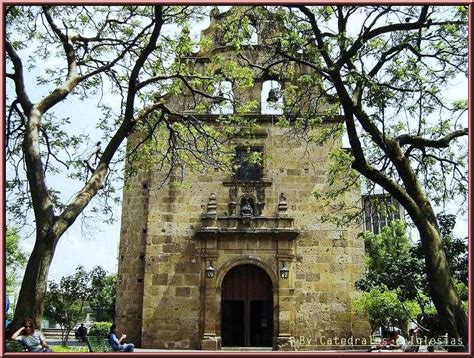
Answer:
[404,328,421,352]
[368,335,394,351]
[11,318,52,352]
[108,324,134,352]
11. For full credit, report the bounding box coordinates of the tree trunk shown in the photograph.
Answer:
[416,217,468,350]
[12,230,57,329]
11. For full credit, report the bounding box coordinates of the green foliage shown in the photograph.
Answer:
[454,281,468,302]
[356,220,424,301]
[5,227,26,297]
[356,216,468,335]
[363,220,410,267]
[6,227,26,268]
[354,287,420,331]
[218,10,257,50]
[88,321,112,337]
[89,275,117,322]
[44,266,108,345]
[6,340,27,352]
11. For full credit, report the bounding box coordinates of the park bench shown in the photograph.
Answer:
[5,340,27,352]
[85,336,113,352]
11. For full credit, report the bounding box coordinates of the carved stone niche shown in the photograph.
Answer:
[197,187,299,240]
[224,181,272,217]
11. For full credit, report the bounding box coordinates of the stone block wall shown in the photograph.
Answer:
[139,167,223,349]
[262,126,370,348]
[115,155,150,346]
[116,120,370,350]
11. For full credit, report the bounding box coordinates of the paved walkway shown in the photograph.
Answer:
[135,347,275,353]
[47,339,447,353]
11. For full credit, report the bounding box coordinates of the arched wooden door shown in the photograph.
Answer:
[221,264,273,347]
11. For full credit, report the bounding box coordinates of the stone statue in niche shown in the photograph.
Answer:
[241,197,254,217]
[279,192,287,204]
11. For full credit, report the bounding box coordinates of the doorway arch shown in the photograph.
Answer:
[220,264,273,347]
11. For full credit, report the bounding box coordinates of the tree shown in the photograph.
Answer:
[5,5,240,328]
[89,274,116,322]
[44,265,107,345]
[355,220,425,303]
[241,5,468,347]
[413,213,468,286]
[354,287,420,333]
[355,217,468,348]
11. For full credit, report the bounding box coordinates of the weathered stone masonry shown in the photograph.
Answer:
[116,7,370,350]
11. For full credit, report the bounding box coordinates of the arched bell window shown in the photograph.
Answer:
[211,81,234,115]
[261,80,283,115]
[243,25,258,45]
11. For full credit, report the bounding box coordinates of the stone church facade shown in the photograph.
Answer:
[115,8,370,350]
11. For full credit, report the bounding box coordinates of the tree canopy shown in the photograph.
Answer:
[5,5,243,328]
[44,265,108,345]
[355,218,468,339]
[225,5,468,347]
[355,220,425,302]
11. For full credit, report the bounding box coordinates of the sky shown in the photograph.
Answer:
[6,5,468,286]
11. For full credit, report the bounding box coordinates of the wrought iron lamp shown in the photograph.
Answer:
[280,261,289,279]
[206,261,216,278]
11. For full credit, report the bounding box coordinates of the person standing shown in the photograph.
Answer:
[11,318,52,352]
[77,323,87,342]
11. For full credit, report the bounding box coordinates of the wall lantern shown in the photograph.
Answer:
[280,262,289,279]
[206,261,216,278]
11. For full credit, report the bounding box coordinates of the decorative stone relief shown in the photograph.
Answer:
[207,193,217,216]
[278,192,288,217]
[228,186,238,216]
[256,187,265,215]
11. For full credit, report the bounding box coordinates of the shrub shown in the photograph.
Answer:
[88,321,112,337]
[354,286,420,331]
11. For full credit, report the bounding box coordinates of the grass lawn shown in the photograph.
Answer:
[50,345,89,352]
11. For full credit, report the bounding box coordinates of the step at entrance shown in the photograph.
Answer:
[222,347,273,351]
